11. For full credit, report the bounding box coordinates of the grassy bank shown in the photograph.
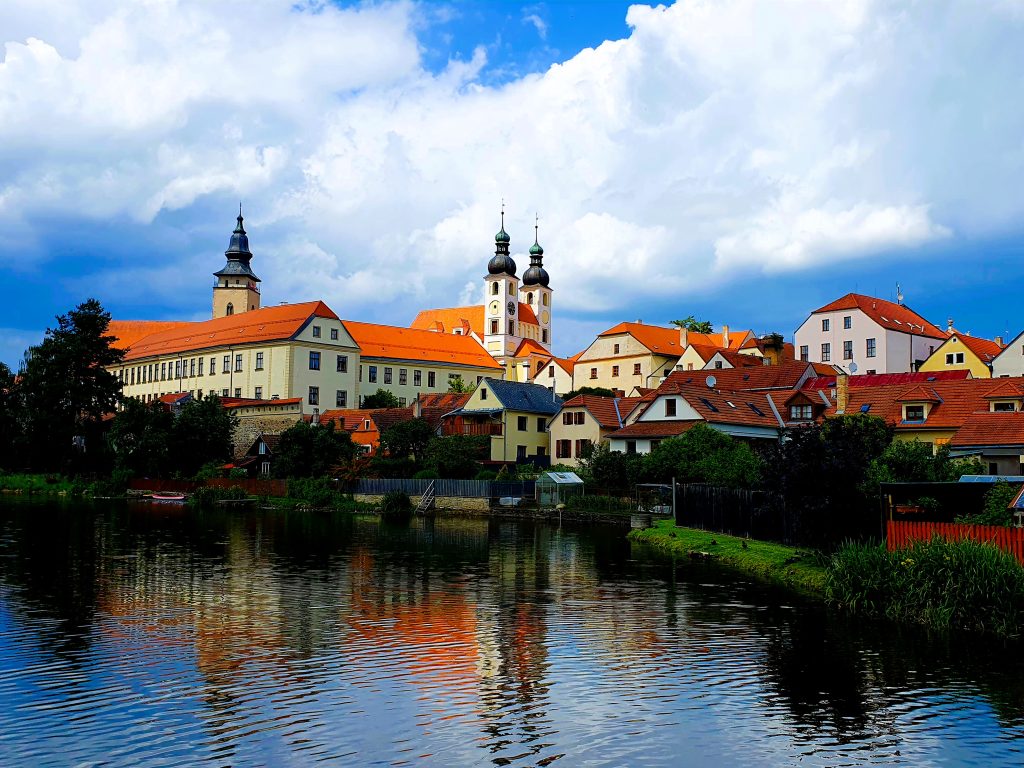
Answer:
[628,519,827,594]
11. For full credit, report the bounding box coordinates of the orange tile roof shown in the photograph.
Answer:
[108,320,194,352]
[811,293,946,339]
[951,412,1024,447]
[597,322,753,356]
[687,330,753,349]
[800,370,971,390]
[411,303,541,336]
[220,397,302,409]
[514,338,549,357]
[344,320,502,369]
[983,380,1024,399]
[607,420,700,439]
[707,348,765,368]
[121,301,339,361]
[559,395,629,430]
[945,332,1004,364]
[664,361,814,392]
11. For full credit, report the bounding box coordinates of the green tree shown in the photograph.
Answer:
[361,389,400,409]
[18,299,124,471]
[170,394,239,477]
[642,423,762,489]
[669,316,714,334]
[378,417,434,463]
[562,386,616,401]
[577,443,644,491]
[107,398,175,477]
[423,435,488,479]
[0,362,21,470]
[274,419,357,478]
[863,440,984,494]
[447,375,476,393]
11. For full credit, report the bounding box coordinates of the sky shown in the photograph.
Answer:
[1,0,1024,367]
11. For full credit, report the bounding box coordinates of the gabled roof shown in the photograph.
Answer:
[559,395,625,429]
[951,412,1024,447]
[809,293,946,339]
[983,380,1024,399]
[482,378,563,415]
[414,392,472,427]
[122,301,339,361]
[896,385,942,403]
[158,392,191,404]
[513,338,550,358]
[942,332,1004,364]
[663,360,814,392]
[108,320,194,352]
[344,320,502,369]
[410,303,541,337]
[596,322,752,356]
[705,349,765,368]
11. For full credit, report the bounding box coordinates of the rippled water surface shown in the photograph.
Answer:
[1,499,1023,767]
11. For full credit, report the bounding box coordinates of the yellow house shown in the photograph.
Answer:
[919,331,1003,379]
[548,395,644,467]
[441,377,562,464]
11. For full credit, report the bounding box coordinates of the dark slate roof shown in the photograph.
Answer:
[483,377,563,415]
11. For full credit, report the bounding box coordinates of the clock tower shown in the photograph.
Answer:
[483,208,522,360]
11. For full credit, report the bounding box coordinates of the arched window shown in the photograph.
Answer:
[508,281,516,295]
[508,320,515,335]
[527,292,534,305]
[542,293,549,306]
[226,303,234,316]
[491,282,499,296]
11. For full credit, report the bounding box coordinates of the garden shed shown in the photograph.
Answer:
[536,471,584,506]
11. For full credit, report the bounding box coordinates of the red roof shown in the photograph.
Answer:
[122,301,339,360]
[945,332,1004,364]
[801,370,970,391]
[607,420,700,439]
[220,397,302,409]
[662,360,814,392]
[410,303,542,336]
[597,322,752,356]
[810,293,946,339]
[559,395,632,430]
[108,320,193,352]
[951,412,1024,447]
[344,320,502,369]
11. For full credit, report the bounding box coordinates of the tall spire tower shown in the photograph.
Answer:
[483,203,522,359]
[212,205,261,318]
[522,213,552,349]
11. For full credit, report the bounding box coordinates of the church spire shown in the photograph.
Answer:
[487,202,516,276]
[523,212,549,287]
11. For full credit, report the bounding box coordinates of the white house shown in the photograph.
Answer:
[793,293,947,375]
[991,330,1024,378]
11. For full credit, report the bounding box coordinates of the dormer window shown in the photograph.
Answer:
[790,405,813,421]
[904,404,926,421]
[992,401,1017,413]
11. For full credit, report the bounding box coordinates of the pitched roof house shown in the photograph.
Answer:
[919,330,1004,379]
[549,395,644,466]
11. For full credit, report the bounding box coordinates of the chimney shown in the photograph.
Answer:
[722,324,730,348]
[679,326,688,348]
[836,373,849,414]
[996,335,1005,347]
[947,317,954,333]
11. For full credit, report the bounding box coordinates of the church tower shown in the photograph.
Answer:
[483,208,522,359]
[212,207,261,319]
[522,216,552,351]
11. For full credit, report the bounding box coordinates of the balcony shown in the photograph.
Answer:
[441,422,503,437]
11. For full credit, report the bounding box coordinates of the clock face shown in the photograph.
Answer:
[541,311,550,324]
[507,301,516,316]
[489,301,500,316]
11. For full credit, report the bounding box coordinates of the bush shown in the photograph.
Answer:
[380,490,412,519]
[956,480,1018,526]
[412,469,440,480]
[825,536,1024,636]
[474,470,498,481]
[88,468,133,497]
[287,477,340,508]
[566,494,632,513]
[188,485,249,507]
[194,462,226,481]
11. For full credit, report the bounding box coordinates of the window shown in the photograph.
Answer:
[254,386,262,399]
[399,397,407,407]
[198,358,204,376]
[330,328,338,340]
[633,363,642,376]
[516,445,527,460]
[665,399,677,417]
[542,329,549,344]
[548,366,555,378]
[562,412,572,425]
[574,412,585,425]
[234,354,243,372]
[368,366,378,383]
[904,404,925,421]
[222,388,229,397]
[258,441,267,455]
[309,351,321,370]
[821,343,831,362]
[399,369,407,385]
[517,416,528,431]
[843,340,853,360]
[575,439,592,458]
[234,387,241,398]
[332,355,346,374]
[822,318,830,331]
[160,362,167,380]
[626,440,637,454]
[312,325,321,338]
[428,371,436,388]
[945,353,954,365]
[255,352,264,370]
[308,386,319,406]
[537,418,546,433]
[336,390,347,407]
[210,357,216,375]
[223,355,230,372]
[790,404,813,420]
[383,367,392,384]
[799,345,808,362]
[556,439,572,458]
[130,368,136,385]
[866,338,876,358]
[614,344,620,354]
[226,303,234,316]
[993,401,1016,412]
[612,365,620,377]
[480,388,488,400]
[714,361,724,369]
[414,370,422,386]
[508,320,515,335]
[956,352,964,364]
[590,367,598,380]
[527,292,533,305]
[175,360,182,378]
[490,319,499,334]
[190,359,197,377]
[491,282,499,295]
[843,315,852,329]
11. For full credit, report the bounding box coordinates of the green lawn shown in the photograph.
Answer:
[628,519,826,594]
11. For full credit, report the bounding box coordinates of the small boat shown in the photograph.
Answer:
[149,492,186,502]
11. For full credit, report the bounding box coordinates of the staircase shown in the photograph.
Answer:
[415,481,435,515]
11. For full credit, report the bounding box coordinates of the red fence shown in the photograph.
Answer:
[129,478,288,497]
[887,520,1024,566]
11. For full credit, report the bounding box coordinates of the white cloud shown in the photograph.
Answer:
[2,0,1023,357]
[523,12,548,40]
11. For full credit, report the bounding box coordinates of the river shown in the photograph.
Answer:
[0,498,1022,767]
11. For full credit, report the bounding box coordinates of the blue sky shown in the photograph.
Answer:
[1,0,1023,366]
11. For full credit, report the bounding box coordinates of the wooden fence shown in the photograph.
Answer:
[886,520,1024,566]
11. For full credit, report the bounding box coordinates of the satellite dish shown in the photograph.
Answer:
[849,362,859,373]
[705,375,717,388]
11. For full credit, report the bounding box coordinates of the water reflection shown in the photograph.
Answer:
[0,498,1022,767]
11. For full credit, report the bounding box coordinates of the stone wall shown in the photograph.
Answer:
[353,494,490,513]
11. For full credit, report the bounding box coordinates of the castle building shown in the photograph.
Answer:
[213,208,261,318]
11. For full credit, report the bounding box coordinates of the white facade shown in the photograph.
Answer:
[794,307,942,375]
[992,331,1024,377]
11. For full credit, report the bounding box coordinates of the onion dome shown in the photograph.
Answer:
[214,205,260,281]
[522,222,549,287]
[487,208,516,275]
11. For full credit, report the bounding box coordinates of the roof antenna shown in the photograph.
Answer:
[896,283,904,306]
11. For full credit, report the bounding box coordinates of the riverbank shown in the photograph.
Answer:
[629,519,827,594]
